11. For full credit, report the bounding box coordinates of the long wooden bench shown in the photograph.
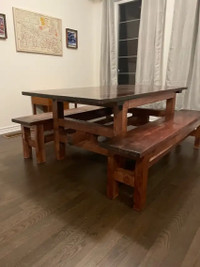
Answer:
[101,110,200,211]
[12,106,112,164]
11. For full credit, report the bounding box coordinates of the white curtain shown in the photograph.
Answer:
[100,0,166,88]
[136,0,166,87]
[166,0,200,110]
[100,0,117,87]
[185,17,200,110]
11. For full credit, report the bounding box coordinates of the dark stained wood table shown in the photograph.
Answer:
[22,85,186,160]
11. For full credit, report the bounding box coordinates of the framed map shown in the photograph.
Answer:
[13,8,62,56]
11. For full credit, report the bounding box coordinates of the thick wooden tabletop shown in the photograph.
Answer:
[22,85,186,106]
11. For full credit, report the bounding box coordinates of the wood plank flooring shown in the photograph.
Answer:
[0,135,200,266]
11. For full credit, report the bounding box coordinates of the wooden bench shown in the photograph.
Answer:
[12,106,112,164]
[101,110,200,211]
[31,96,70,114]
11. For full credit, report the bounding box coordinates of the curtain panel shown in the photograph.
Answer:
[136,0,166,88]
[186,14,200,110]
[166,0,200,110]
[100,0,166,89]
[100,0,117,87]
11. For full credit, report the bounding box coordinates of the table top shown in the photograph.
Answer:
[22,85,186,106]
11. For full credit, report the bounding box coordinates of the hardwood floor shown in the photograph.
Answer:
[0,135,200,267]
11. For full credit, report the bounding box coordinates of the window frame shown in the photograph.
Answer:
[114,0,141,85]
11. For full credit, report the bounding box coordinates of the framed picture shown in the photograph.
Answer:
[13,8,62,56]
[0,14,7,39]
[66,28,78,49]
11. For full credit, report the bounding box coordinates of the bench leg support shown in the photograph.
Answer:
[21,126,32,159]
[133,157,149,211]
[34,125,46,164]
[107,156,119,199]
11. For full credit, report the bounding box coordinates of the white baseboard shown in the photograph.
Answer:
[0,125,21,135]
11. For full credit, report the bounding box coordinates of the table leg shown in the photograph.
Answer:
[165,93,176,120]
[53,100,65,160]
[113,103,128,136]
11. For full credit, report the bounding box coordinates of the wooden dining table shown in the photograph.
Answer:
[22,85,186,160]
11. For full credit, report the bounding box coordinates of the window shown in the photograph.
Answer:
[117,0,142,85]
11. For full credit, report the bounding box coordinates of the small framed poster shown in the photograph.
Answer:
[0,14,7,39]
[66,28,78,49]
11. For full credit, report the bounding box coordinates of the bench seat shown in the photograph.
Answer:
[12,105,108,126]
[101,110,200,211]
[12,106,110,164]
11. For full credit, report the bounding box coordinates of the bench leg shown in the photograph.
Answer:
[107,156,119,199]
[195,137,200,149]
[194,127,200,149]
[133,157,149,211]
[34,125,46,164]
[32,104,37,115]
[21,126,32,159]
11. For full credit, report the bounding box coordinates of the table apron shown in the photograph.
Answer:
[126,91,176,109]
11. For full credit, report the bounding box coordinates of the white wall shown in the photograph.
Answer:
[0,0,102,133]
[93,0,103,86]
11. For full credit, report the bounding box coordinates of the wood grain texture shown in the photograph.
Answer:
[104,110,200,211]
[127,91,176,109]
[21,126,32,159]
[107,156,119,199]
[53,100,65,160]
[59,117,114,138]
[22,85,186,106]
[133,157,149,211]
[12,106,105,126]
[102,110,200,159]
[34,124,46,164]
[13,106,109,164]
[114,168,134,187]
[31,96,69,114]
[75,134,109,156]
[113,103,128,136]
[165,93,176,120]
[0,135,200,267]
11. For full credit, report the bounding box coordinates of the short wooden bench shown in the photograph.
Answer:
[12,106,111,164]
[31,96,70,114]
[101,110,200,211]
